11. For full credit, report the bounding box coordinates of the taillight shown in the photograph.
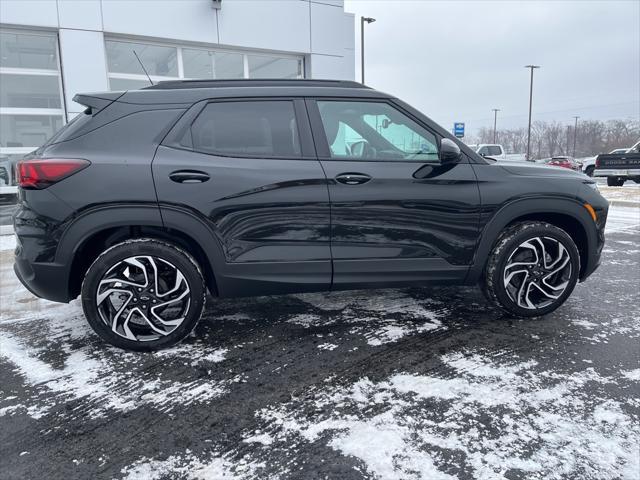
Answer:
[595,157,600,167]
[18,159,90,189]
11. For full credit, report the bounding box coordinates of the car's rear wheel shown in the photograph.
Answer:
[481,221,580,317]
[584,165,594,177]
[607,176,625,187]
[81,238,206,351]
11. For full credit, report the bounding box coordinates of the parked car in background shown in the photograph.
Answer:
[0,154,13,190]
[13,79,608,350]
[581,148,630,177]
[539,156,582,171]
[468,144,507,160]
[594,139,640,186]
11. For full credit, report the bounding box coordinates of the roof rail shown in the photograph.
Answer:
[144,78,370,90]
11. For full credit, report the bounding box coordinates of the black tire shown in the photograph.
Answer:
[81,238,206,351]
[481,221,580,317]
[633,177,640,184]
[584,166,594,177]
[607,176,625,187]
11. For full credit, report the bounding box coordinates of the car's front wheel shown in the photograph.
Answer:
[81,238,206,351]
[482,221,580,317]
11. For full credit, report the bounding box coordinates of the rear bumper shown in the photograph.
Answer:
[14,248,71,303]
[593,168,640,177]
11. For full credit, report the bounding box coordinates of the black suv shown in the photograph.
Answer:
[13,79,608,350]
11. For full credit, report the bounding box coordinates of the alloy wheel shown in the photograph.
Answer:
[502,236,572,310]
[96,255,191,341]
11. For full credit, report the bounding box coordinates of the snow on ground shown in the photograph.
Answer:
[252,351,639,480]
[1,198,639,479]
[599,184,640,204]
[291,289,445,346]
[0,233,15,251]
[0,329,237,420]
[605,205,640,233]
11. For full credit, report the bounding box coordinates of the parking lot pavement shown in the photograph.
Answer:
[1,207,639,480]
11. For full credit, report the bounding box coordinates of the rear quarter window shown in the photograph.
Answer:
[44,110,92,146]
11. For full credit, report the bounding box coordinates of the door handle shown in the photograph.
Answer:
[169,170,210,184]
[335,172,371,185]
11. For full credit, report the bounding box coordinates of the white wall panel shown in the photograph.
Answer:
[58,0,102,31]
[0,0,58,28]
[309,53,350,80]
[101,0,219,45]
[59,29,108,113]
[311,0,344,7]
[218,0,310,53]
[310,2,345,56]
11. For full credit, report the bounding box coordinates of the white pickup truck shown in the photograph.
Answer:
[467,144,507,160]
[593,139,640,186]
[581,147,630,177]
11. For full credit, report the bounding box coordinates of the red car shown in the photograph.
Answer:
[542,156,582,171]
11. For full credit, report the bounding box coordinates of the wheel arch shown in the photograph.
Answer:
[59,205,224,300]
[466,197,597,284]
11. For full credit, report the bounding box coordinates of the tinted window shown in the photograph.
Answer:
[317,101,438,162]
[191,101,301,157]
[477,146,490,155]
[488,146,502,156]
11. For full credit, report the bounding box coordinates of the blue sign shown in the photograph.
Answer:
[454,122,465,138]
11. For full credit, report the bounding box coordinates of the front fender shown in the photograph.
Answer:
[465,196,597,284]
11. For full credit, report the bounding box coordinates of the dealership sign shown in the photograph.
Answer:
[454,122,465,138]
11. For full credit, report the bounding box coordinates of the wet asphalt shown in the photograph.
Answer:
[0,219,638,479]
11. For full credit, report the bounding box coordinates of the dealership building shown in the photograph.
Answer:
[0,0,356,196]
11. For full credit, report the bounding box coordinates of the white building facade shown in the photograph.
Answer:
[0,0,355,193]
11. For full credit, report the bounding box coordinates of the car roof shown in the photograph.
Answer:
[107,79,391,105]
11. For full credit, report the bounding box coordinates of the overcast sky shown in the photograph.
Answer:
[344,0,640,136]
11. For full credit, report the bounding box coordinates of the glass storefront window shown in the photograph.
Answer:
[0,31,58,70]
[182,48,214,78]
[106,40,178,77]
[106,39,304,92]
[182,49,245,79]
[248,55,301,79]
[0,29,64,199]
[0,115,64,149]
[108,77,153,91]
[0,73,62,109]
[213,52,245,79]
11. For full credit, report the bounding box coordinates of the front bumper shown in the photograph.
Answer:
[579,204,607,282]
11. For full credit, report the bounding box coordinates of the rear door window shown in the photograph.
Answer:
[191,101,301,158]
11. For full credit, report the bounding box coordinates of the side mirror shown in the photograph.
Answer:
[440,138,461,164]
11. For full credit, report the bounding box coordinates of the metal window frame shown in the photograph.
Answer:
[104,36,305,88]
[0,27,66,192]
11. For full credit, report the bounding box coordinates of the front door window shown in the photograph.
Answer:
[317,101,439,162]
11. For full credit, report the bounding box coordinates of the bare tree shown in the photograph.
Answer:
[471,118,639,159]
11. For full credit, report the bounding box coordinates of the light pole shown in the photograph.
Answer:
[492,108,500,144]
[525,65,540,161]
[360,16,376,84]
[572,116,580,158]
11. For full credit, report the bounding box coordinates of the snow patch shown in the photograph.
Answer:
[257,351,640,479]
[0,333,233,419]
